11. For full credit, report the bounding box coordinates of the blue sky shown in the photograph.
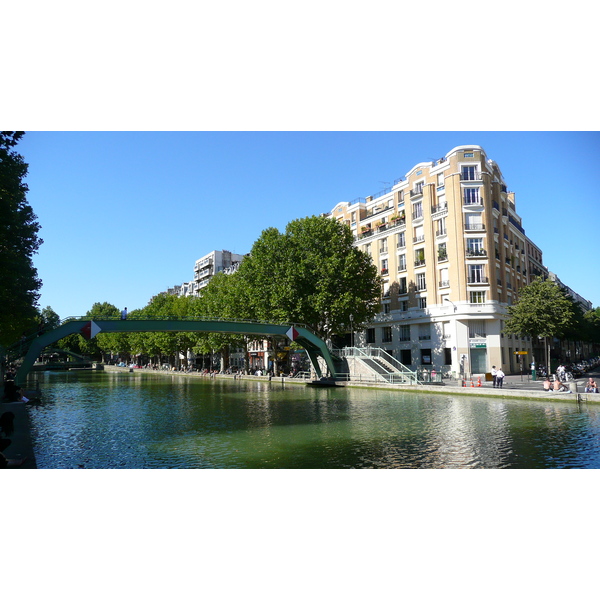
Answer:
[18,131,600,319]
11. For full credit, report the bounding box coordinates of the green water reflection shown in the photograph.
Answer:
[27,371,600,468]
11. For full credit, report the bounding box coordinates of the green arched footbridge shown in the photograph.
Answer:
[13,317,337,384]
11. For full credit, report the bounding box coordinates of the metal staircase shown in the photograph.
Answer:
[333,347,421,385]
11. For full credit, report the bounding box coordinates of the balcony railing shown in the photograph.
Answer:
[467,276,489,284]
[466,249,487,257]
[418,335,431,340]
[410,188,423,198]
[413,235,425,243]
[414,259,426,267]
[460,171,482,181]
[412,211,424,220]
[463,198,483,206]
[465,223,485,231]
[431,203,448,216]
[439,280,450,288]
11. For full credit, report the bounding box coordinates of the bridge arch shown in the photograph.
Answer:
[14,318,337,384]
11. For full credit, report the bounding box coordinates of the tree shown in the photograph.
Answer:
[504,277,576,369]
[0,132,43,346]
[237,215,381,341]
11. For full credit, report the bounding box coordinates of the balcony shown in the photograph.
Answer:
[466,249,487,258]
[413,235,425,243]
[431,203,448,216]
[465,223,485,231]
[467,276,489,284]
[439,280,450,288]
[414,259,426,267]
[461,171,482,181]
[463,199,483,207]
[412,211,424,221]
[381,268,389,276]
[410,188,423,198]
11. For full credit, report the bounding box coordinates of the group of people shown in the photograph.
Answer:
[491,366,505,388]
[542,375,598,393]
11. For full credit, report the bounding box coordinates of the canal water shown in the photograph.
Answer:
[26,370,600,468]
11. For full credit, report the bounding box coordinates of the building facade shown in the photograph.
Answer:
[329,145,558,376]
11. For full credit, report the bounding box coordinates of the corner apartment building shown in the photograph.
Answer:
[330,145,552,376]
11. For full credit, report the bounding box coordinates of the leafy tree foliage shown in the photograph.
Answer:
[0,132,43,345]
[236,216,381,340]
[504,277,576,339]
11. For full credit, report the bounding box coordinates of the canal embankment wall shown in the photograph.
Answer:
[100,365,600,404]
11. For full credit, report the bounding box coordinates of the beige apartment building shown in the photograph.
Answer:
[330,145,550,377]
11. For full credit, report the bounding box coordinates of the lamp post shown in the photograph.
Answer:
[350,314,354,350]
[444,298,457,313]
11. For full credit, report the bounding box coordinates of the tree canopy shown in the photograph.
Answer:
[235,215,381,340]
[0,132,42,345]
[504,277,576,340]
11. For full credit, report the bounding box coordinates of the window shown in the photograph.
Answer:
[366,328,375,344]
[380,238,388,253]
[439,267,449,287]
[420,349,432,365]
[399,299,408,311]
[418,297,427,309]
[399,325,411,342]
[414,182,424,195]
[397,231,405,248]
[381,258,388,275]
[463,187,481,205]
[398,276,407,295]
[461,165,479,180]
[413,224,424,243]
[468,264,485,283]
[398,253,407,271]
[418,323,430,340]
[364,243,371,256]
[400,349,412,365]
[444,348,452,365]
[382,327,392,343]
[416,272,426,291]
[436,217,447,236]
[437,173,444,186]
[412,201,423,220]
[469,320,487,338]
[438,242,447,261]
[383,303,390,314]
[470,291,486,304]
[415,248,425,266]
[467,238,484,255]
[465,213,484,231]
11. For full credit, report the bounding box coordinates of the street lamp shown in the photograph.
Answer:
[444,298,457,313]
[349,314,354,349]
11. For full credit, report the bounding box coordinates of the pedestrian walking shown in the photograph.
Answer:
[495,367,505,388]
[491,365,498,388]
[121,307,127,320]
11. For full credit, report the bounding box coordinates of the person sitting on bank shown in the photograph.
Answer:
[543,377,552,391]
[585,378,598,393]
[553,377,569,392]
